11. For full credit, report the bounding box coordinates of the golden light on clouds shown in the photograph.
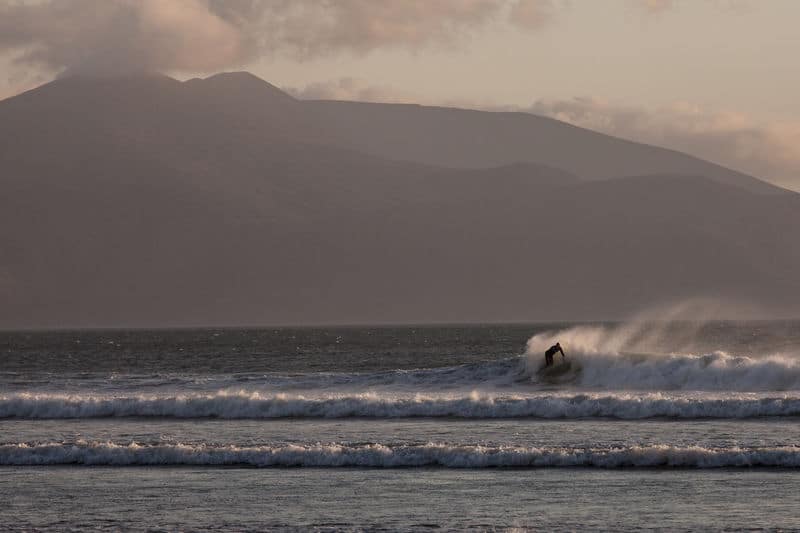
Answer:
[1,0,798,189]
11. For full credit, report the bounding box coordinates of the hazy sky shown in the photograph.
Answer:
[1,0,798,190]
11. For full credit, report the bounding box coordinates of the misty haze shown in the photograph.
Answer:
[1,1,799,531]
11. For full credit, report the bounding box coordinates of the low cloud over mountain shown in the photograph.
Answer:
[0,0,558,76]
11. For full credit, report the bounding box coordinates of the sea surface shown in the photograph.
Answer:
[2,321,800,531]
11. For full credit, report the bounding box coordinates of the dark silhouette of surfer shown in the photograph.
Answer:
[544,342,565,367]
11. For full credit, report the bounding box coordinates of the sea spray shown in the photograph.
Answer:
[526,324,800,390]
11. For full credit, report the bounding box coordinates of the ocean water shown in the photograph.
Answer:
[2,322,800,531]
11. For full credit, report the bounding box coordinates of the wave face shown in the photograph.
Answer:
[3,441,799,468]
[3,391,800,419]
[526,324,800,391]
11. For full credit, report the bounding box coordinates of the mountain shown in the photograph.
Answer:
[304,100,786,195]
[0,72,798,327]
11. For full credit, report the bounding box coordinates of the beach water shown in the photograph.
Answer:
[2,322,800,531]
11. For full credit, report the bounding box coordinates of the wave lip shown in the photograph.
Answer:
[527,326,800,391]
[3,391,800,419]
[3,441,800,468]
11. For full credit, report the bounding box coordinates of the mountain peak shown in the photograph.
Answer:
[185,71,296,102]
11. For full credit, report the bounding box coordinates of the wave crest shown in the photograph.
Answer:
[3,391,800,419]
[3,441,799,468]
[526,325,800,390]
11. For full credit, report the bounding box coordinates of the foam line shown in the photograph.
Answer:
[3,391,800,419]
[2,441,799,468]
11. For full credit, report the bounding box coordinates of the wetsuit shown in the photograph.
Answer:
[544,344,564,366]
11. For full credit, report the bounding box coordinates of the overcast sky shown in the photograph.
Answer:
[1,0,798,190]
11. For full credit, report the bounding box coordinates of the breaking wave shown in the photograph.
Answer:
[2,441,799,468]
[3,391,800,419]
[526,324,800,391]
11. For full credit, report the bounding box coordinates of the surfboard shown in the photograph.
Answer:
[536,360,580,383]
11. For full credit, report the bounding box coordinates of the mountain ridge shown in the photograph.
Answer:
[1,72,789,195]
[1,71,798,327]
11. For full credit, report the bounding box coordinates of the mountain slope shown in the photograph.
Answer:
[0,73,798,327]
[304,100,785,195]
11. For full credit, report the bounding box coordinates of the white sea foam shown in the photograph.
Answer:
[2,441,799,468]
[526,324,800,390]
[2,391,799,419]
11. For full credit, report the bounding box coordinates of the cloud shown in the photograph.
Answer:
[508,0,558,29]
[0,0,246,75]
[637,0,676,13]
[284,78,419,104]
[526,97,800,190]
[0,0,558,76]
[4,1,793,190]
[0,55,47,100]
[633,0,753,15]
[283,77,503,111]
[254,1,559,58]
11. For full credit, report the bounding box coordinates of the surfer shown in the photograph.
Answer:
[544,342,565,367]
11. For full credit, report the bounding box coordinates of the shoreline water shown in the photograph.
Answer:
[3,322,799,529]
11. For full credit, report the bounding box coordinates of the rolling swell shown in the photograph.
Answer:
[3,391,800,419]
[2,441,799,468]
